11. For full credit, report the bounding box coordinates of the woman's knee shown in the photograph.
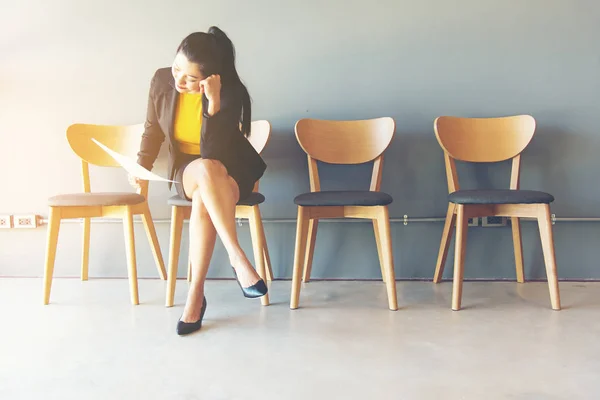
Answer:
[192,159,227,183]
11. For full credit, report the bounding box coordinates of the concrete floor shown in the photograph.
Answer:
[0,278,599,400]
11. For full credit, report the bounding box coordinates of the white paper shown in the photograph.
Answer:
[91,138,178,183]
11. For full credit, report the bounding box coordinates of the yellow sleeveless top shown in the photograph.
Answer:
[173,93,203,155]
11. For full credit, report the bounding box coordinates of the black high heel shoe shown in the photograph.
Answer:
[176,296,207,336]
[232,268,268,298]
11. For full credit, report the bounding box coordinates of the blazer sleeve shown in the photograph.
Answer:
[199,86,242,160]
[137,70,165,170]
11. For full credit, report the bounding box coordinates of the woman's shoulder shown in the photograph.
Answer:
[149,67,174,94]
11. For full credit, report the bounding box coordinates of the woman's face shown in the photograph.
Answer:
[172,52,205,94]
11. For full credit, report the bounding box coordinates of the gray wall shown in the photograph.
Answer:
[1,0,599,280]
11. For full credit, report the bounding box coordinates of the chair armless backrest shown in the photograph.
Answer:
[294,118,395,192]
[247,120,271,192]
[434,115,536,192]
[66,123,146,195]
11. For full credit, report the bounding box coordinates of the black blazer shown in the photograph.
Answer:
[136,68,266,189]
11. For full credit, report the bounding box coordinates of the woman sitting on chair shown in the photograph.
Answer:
[131,26,267,335]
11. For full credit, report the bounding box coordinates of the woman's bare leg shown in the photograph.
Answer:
[183,159,261,289]
[180,189,216,323]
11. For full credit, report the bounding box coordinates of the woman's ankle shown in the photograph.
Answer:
[188,280,204,294]
[228,249,248,269]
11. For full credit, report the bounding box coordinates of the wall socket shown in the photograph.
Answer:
[0,215,12,229]
[468,217,479,227]
[13,215,39,229]
[482,216,507,227]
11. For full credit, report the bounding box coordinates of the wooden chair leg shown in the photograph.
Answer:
[258,214,274,281]
[434,203,456,283]
[376,206,398,311]
[290,206,310,309]
[43,207,62,305]
[452,205,468,311]
[249,206,270,306]
[142,207,167,280]
[511,217,525,283]
[166,206,184,307]
[123,206,139,305]
[302,219,318,282]
[537,205,561,310]
[372,219,386,283]
[81,217,90,281]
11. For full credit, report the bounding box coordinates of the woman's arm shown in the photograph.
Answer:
[137,70,165,170]
[200,79,242,160]
[201,75,241,131]
[203,89,241,131]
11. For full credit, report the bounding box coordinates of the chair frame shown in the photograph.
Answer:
[290,118,398,311]
[43,123,167,305]
[432,115,560,311]
[165,120,274,307]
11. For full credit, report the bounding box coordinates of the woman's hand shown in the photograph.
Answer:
[128,174,142,190]
[199,74,221,116]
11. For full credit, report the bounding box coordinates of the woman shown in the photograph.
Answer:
[131,26,268,335]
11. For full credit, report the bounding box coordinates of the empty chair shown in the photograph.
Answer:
[290,118,398,310]
[432,115,560,311]
[44,123,167,305]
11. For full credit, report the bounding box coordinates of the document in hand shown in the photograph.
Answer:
[91,138,178,183]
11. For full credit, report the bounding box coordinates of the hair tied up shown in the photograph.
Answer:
[208,26,227,44]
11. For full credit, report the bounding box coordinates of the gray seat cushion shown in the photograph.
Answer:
[294,191,393,207]
[48,192,146,207]
[168,192,266,207]
[448,189,554,205]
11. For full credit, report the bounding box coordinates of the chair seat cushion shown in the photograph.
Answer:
[168,192,266,207]
[448,189,554,205]
[294,191,393,207]
[48,192,146,207]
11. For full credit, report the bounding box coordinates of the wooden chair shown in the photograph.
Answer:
[290,118,398,311]
[433,115,560,311]
[165,120,274,307]
[43,123,167,305]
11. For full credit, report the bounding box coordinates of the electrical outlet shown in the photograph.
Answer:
[0,215,12,229]
[468,217,479,227]
[482,216,507,227]
[14,215,39,229]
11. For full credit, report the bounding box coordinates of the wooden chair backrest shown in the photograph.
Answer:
[434,115,536,192]
[294,118,395,192]
[66,123,146,195]
[67,123,145,167]
[247,120,271,192]
[247,120,271,154]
